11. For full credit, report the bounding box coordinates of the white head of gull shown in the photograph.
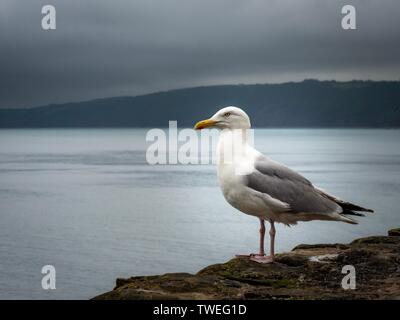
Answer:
[194,106,373,263]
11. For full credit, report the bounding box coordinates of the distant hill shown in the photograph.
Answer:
[1,80,400,127]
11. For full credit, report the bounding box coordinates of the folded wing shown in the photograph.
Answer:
[245,155,373,220]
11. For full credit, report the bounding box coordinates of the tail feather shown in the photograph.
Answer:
[339,202,374,213]
[315,187,374,213]
[337,214,358,224]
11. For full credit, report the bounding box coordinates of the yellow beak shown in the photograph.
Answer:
[194,119,217,130]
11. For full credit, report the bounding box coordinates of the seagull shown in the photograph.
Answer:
[194,106,373,263]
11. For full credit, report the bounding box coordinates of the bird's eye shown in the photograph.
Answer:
[224,112,231,117]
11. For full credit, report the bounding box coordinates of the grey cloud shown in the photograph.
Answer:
[0,0,399,108]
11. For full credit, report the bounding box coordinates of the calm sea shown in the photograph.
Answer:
[0,129,399,299]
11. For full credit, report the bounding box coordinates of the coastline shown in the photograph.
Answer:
[93,228,400,300]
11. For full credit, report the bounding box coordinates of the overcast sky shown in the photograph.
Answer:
[0,0,399,108]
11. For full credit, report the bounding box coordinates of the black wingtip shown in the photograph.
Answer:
[342,210,366,217]
[340,202,374,213]
[358,207,374,213]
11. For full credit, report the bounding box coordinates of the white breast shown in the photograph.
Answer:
[216,130,267,217]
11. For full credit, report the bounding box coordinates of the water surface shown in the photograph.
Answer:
[0,129,399,299]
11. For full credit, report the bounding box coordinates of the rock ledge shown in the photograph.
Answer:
[93,230,400,300]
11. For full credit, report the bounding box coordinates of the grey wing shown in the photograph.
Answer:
[245,155,341,215]
[314,186,374,214]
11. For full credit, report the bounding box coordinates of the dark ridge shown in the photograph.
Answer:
[1,80,400,128]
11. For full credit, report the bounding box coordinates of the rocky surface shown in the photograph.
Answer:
[93,229,400,300]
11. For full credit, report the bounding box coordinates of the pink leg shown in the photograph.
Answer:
[269,220,276,261]
[249,219,275,263]
[259,218,265,255]
[236,219,265,259]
